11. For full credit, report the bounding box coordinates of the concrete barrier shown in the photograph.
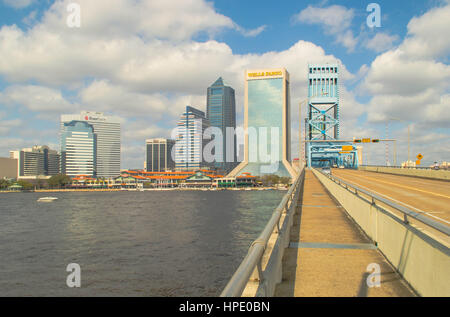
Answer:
[359,166,450,181]
[312,168,450,297]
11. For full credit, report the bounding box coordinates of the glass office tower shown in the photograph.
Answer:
[60,120,96,177]
[206,77,236,173]
[228,69,296,178]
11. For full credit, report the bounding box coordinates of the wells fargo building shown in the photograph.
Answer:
[228,68,296,178]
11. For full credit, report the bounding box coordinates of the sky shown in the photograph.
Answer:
[0,0,449,169]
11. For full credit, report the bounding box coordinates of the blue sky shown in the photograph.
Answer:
[0,0,449,168]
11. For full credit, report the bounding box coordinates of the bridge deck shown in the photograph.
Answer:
[331,168,450,225]
[274,170,416,297]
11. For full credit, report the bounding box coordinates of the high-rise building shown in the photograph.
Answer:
[61,111,121,178]
[60,121,96,177]
[9,145,60,178]
[206,77,236,172]
[174,106,211,171]
[145,138,175,172]
[228,69,296,178]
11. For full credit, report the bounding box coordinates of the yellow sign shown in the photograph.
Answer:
[415,160,421,165]
[417,153,423,160]
[248,71,283,78]
[339,151,351,154]
[362,138,371,143]
[342,145,353,151]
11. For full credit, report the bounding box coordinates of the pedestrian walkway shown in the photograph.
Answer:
[274,169,416,297]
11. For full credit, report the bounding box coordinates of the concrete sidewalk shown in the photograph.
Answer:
[274,170,416,297]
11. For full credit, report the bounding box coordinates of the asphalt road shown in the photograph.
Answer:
[330,169,450,226]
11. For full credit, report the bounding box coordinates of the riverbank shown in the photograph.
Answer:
[0,187,287,193]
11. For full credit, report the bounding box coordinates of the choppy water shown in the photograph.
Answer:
[0,190,285,296]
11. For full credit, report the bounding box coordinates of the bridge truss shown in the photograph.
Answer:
[305,63,358,168]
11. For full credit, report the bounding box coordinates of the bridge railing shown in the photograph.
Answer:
[321,169,450,237]
[360,164,449,170]
[220,168,305,297]
[313,168,450,296]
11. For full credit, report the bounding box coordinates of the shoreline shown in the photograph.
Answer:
[0,187,288,193]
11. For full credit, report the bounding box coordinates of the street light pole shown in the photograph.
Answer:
[389,117,410,165]
[299,99,308,169]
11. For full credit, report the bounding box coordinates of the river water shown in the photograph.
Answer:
[0,190,285,296]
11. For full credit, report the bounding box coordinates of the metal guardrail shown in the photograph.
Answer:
[318,169,450,237]
[360,165,449,171]
[220,169,305,297]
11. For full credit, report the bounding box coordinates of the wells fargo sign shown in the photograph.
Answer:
[248,71,283,78]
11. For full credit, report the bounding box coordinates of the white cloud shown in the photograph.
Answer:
[0,118,22,136]
[294,5,354,31]
[401,4,450,60]
[359,2,450,163]
[40,0,265,41]
[293,5,358,51]
[360,50,450,96]
[364,32,399,53]
[2,0,446,166]
[0,85,75,113]
[3,0,34,9]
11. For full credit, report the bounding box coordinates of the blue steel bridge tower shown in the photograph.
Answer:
[305,63,358,168]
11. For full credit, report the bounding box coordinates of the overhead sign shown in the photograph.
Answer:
[342,145,353,151]
[362,138,371,143]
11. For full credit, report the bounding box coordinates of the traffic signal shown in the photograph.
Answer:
[353,139,362,143]
[372,139,380,143]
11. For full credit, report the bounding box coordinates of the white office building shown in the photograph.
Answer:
[174,106,211,171]
[61,111,121,178]
[60,121,96,177]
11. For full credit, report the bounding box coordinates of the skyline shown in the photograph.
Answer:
[0,0,449,168]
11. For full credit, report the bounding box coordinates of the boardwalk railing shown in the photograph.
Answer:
[220,168,305,297]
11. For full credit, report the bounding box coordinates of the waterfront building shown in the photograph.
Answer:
[0,157,18,179]
[145,138,175,172]
[61,111,121,178]
[228,69,296,178]
[60,121,96,177]
[206,77,237,173]
[9,145,60,179]
[174,106,211,171]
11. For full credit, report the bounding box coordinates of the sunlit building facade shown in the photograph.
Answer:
[61,111,121,178]
[60,121,96,177]
[174,106,211,171]
[9,145,60,178]
[228,68,296,178]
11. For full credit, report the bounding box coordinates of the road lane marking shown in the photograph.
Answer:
[334,174,450,225]
[336,171,450,199]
